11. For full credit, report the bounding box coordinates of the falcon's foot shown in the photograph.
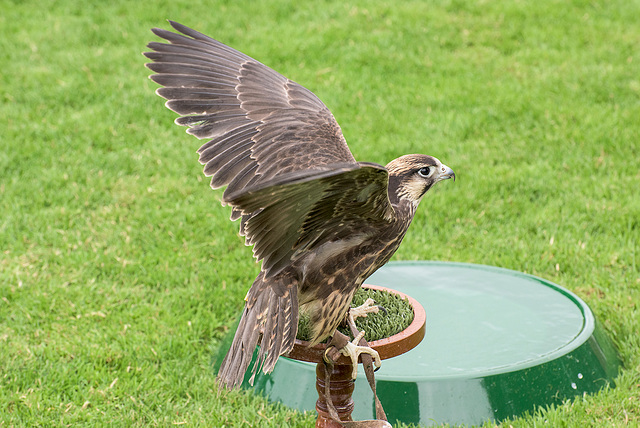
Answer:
[323,298,385,379]
[337,330,381,379]
[348,297,381,327]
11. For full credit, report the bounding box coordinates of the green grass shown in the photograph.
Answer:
[1,0,639,426]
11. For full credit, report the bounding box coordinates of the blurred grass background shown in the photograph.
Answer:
[1,0,638,426]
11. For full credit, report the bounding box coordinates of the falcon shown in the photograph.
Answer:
[144,21,455,389]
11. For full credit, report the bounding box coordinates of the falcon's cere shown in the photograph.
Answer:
[144,21,455,389]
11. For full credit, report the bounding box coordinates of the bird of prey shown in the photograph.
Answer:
[144,21,455,389]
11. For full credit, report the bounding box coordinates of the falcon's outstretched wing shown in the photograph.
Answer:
[144,21,357,213]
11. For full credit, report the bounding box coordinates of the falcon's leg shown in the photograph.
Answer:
[323,297,383,379]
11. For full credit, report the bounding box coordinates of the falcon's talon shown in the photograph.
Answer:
[322,346,332,364]
[351,298,379,319]
[338,330,382,379]
[348,298,380,327]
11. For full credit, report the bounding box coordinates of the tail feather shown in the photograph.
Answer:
[217,274,298,389]
[278,287,298,356]
[255,292,280,379]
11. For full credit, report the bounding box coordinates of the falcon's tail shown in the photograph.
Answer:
[217,273,298,389]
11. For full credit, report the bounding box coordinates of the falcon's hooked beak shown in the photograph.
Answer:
[438,164,456,182]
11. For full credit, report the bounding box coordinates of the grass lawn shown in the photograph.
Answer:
[1,0,638,426]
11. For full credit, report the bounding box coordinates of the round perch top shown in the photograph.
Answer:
[286,284,426,364]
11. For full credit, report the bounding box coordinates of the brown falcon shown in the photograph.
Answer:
[144,21,455,389]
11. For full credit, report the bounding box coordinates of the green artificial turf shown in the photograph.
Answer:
[1,0,639,426]
[297,287,415,343]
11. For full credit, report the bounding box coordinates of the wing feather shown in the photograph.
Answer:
[225,163,395,277]
[144,21,356,200]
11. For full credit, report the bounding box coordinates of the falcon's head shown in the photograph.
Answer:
[386,154,455,205]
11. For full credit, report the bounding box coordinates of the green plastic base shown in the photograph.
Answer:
[213,261,621,426]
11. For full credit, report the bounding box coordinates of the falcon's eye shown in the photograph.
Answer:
[417,167,433,178]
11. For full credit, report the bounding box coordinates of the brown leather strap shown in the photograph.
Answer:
[347,324,387,422]
[322,357,343,423]
[323,331,390,427]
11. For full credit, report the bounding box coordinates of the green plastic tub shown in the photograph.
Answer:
[213,261,621,426]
